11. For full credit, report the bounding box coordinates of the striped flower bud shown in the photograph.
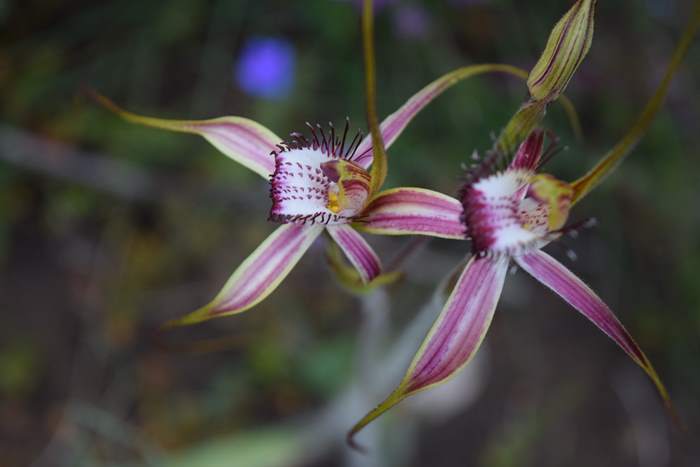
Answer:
[528,0,597,102]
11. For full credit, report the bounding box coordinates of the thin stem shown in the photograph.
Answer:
[571,1,700,205]
[362,0,388,194]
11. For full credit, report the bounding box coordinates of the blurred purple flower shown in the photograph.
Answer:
[235,37,296,100]
[394,5,430,39]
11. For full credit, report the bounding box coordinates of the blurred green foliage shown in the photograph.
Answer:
[1,1,699,466]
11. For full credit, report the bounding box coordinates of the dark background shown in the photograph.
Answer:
[1,0,699,466]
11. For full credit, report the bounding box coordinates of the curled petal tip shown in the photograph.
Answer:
[347,389,406,448]
[345,431,368,454]
[666,401,686,434]
[161,305,213,328]
[86,89,122,115]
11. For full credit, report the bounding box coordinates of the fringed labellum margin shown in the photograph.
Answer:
[269,122,370,225]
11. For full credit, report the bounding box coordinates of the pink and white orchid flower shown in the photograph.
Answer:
[347,130,673,443]
[94,84,473,325]
[348,0,700,443]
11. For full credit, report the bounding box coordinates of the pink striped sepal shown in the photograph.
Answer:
[166,224,323,326]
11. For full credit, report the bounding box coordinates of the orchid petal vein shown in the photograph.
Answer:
[357,187,465,239]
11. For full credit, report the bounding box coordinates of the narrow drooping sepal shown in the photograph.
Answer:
[92,93,279,178]
[348,256,509,443]
[167,224,323,326]
[326,225,382,284]
[527,0,596,102]
[356,188,465,240]
[353,64,543,168]
[403,256,508,392]
[514,250,672,408]
[571,2,700,205]
[351,62,583,167]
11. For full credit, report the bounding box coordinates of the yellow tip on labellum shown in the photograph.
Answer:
[527,0,597,103]
[327,189,342,214]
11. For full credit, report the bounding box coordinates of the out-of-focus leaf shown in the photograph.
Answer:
[0,340,41,397]
[162,427,306,467]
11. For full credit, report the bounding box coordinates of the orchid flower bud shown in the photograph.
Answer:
[527,0,597,102]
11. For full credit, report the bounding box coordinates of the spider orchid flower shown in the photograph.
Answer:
[93,90,475,325]
[347,130,671,444]
[348,0,700,438]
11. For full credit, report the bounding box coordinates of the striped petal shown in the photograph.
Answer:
[508,129,544,171]
[348,256,509,443]
[356,188,465,240]
[326,225,381,284]
[93,94,279,178]
[352,64,536,168]
[514,250,671,407]
[168,224,323,326]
